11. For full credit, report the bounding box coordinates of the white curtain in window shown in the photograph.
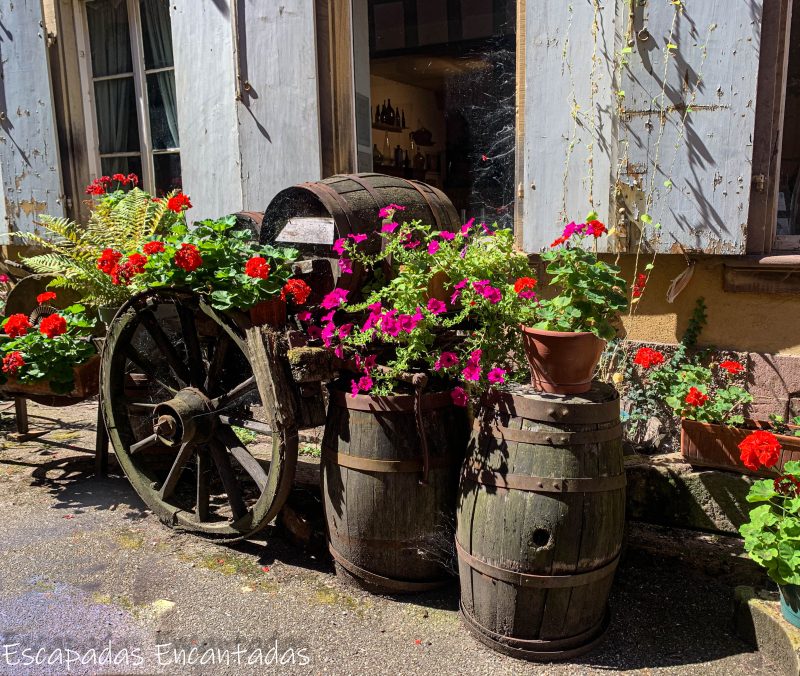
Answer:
[142,0,179,148]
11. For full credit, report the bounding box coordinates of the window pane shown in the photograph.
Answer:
[147,72,180,149]
[373,2,405,52]
[86,0,133,77]
[141,0,174,70]
[101,155,143,182]
[153,153,182,195]
[94,77,140,153]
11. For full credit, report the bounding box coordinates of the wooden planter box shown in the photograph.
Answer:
[0,354,101,400]
[681,418,800,477]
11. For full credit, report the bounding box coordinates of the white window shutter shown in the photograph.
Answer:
[0,0,64,238]
[619,0,764,254]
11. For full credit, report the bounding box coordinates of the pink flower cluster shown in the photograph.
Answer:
[350,354,378,397]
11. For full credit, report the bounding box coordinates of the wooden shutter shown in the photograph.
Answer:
[235,0,322,208]
[520,0,765,255]
[0,0,64,236]
[618,0,764,254]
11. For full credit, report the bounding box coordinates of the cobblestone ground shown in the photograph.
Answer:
[0,401,777,675]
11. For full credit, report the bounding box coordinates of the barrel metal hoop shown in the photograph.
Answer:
[407,179,444,230]
[324,449,456,474]
[343,174,386,212]
[328,544,449,592]
[459,602,609,660]
[461,464,627,493]
[473,420,622,446]
[301,181,357,238]
[330,388,453,412]
[455,539,620,589]
[482,389,621,425]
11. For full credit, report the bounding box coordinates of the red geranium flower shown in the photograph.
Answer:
[174,243,202,272]
[514,277,538,294]
[4,314,31,338]
[586,219,607,237]
[97,248,122,275]
[39,314,67,339]
[125,253,148,276]
[127,173,139,186]
[2,351,25,375]
[684,387,708,407]
[37,291,57,305]
[143,241,165,255]
[550,235,568,248]
[167,192,192,213]
[719,360,744,375]
[281,279,312,305]
[739,430,782,472]
[245,256,271,279]
[633,346,665,369]
[632,273,647,298]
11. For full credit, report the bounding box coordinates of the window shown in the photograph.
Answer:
[78,0,180,194]
[364,0,517,226]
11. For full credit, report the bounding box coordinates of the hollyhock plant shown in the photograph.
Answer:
[332,208,534,396]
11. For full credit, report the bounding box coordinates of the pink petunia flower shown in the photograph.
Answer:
[321,288,349,309]
[427,298,446,315]
[348,233,368,244]
[439,231,455,241]
[462,364,481,381]
[487,367,506,384]
[333,238,347,256]
[434,352,459,370]
[338,257,353,274]
[461,218,475,235]
[427,240,440,255]
[381,221,399,233]
[451,386,468,407]
[297,310,312,321]
[378,203,406,219]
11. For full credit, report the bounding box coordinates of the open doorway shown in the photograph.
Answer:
[360,0,517,227]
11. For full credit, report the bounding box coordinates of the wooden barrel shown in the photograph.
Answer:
[261,173,460,294]
[321,386,467,593]
[456,383,625,661]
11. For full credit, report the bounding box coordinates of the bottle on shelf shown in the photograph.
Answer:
[396,110,402,129]
[380,101,387,124]
[386,99,395,126]
[374,105,380,125]
[401,110,406,128]
[373,143,383,166]
[393,144,402,167]
[403,149,410,167]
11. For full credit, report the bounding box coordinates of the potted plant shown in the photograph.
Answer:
[18,174,187,325]
[520,215,628,394]
[315,207,533,592]
[0,294,98,397]
[124,216,309,326]
[631,347,800,475]
[739,433,800,628]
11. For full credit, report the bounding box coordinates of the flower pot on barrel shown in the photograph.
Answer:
[520,219,627,395]
[456,383,626,661]
[321,383,467,593]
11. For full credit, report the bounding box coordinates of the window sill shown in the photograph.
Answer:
[723,255,800,293]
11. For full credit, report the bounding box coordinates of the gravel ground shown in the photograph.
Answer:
[0,401,777,675]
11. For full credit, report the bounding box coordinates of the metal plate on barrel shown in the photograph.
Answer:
[276,217,336,245]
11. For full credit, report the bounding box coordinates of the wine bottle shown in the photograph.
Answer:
[401,110,406,128]
[386,99,395,126]
[375,105,380,124]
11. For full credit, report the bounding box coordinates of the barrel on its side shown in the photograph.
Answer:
[262,173,460,299]
[456,383,625,661]
[322,387,467,593]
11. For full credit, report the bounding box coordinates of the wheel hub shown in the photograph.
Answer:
[152,387,215,446]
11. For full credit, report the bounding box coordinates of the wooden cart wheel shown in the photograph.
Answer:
[101,289,297,541]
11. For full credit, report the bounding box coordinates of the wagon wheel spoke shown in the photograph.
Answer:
[205,333,230,393]
[176,303,206,390]
[196,448,210,522]
[130,433,160,455]
[124,345,178,395]
[209,439,249,521]
[125,400,158,414]
[159,442,195,500]
[139,310,192,387]
[212,376,257,410]
[218,426,268,491]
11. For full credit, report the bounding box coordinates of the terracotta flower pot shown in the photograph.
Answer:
[781,585,800,629]
[0,354,101,399]
[249,298,287,328]
[520,326,605,394]
[680,418,800,477]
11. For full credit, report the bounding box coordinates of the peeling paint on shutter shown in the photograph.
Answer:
[0,0,64,238]
[618,0,764,254]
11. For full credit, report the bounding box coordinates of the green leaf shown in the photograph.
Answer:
[640,213,652,224]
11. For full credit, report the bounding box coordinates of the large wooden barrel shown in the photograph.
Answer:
[321,386,467,593]
[456,383,625,661]
[261,173,460,295]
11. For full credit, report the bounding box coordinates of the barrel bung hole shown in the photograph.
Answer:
[530,528,550,548]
